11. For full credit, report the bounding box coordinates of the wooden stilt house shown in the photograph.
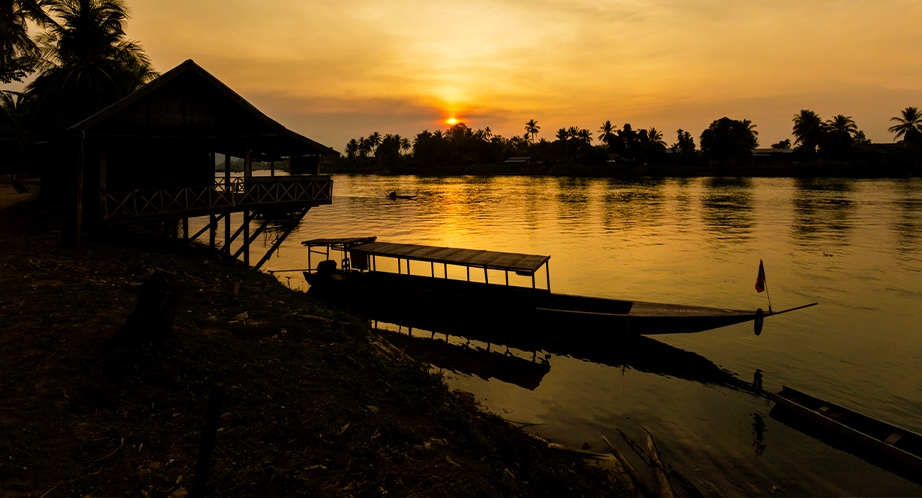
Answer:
[64,59,337,267]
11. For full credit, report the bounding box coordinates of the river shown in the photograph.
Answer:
[252,174,922,496]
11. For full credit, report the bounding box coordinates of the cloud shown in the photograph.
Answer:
[127,0,922,144]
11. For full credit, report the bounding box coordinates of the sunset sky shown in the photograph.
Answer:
[22,1,922,150]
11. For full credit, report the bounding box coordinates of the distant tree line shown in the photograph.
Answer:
[336,109,922,176]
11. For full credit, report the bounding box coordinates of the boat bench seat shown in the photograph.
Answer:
[884,432,903,445]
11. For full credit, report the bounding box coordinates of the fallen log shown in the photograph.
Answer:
[601,435,657,498]
[645,432,675,498]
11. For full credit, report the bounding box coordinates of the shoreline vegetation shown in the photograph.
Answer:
[326,113,922,179]
[0,181,637,496]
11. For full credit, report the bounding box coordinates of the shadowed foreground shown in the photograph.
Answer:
[0,184,628,496]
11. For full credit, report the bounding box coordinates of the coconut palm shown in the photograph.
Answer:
[826,115,857,135]
[822,115,858,159]
[888,107,922,142]
[524,119,540,143]
[357,137,371,157]
[740,119,758,138]
[367,131,382,152]
[1,0,55,83]
[646,127,666,148]
[792,110,825,153]
[399,136,411,155]
[24,0,156,135]
[597,120,615,147]
[344,138,359,158]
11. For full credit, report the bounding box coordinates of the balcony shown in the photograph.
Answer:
[102,175,332,224]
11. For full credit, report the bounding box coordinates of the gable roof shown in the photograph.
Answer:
[68,59,338,158]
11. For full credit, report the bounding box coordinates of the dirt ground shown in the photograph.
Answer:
[0,185,632,497]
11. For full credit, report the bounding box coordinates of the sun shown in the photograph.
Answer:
[445,117,459,126]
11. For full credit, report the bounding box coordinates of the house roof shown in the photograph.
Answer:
[68,59,338,158]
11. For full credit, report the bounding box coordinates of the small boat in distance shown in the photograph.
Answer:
[301,237,816,336]
[386,191,416,200]
[770,386,922,473]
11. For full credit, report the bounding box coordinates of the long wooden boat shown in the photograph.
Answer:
[769,386,922,472]
[301,237,816,336]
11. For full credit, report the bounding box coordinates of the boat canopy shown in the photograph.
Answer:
[302,236,377,249]
[343,242,550,275]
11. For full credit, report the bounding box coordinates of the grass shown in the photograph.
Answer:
[0,182,627,497]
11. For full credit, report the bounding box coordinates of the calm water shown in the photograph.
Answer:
[247,175,922,496]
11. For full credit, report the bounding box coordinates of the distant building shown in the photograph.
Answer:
[751,148,794,158]
[503,156,532,165]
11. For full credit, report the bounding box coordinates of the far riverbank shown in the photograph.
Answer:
[322,159,920,179]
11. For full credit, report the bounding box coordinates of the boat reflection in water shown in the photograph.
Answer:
[375,322,551,391]
[327,293,758,394]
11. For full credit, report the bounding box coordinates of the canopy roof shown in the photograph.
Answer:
[343,241,550,275]
[67,59,337,160]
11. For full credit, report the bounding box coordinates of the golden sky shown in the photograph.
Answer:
[38,1,922,150]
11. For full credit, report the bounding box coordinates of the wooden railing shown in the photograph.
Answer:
[102,176,332,222]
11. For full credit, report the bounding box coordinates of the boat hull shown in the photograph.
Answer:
[770,386,922,474]
[304,270,762,336]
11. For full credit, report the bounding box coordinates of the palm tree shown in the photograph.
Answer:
[598,120,615,147]
[367,131,382,152]
[344,138,359,158]
[792,110,825,153]
[646,127,666,148]
[357,137,371,157]
[823,114,858,159]
[399,136,411,155]
[24,0,156,135]
[827,115,857,135]
[1,0,55,83]
[740,119,758,138]
[889,107,922,143]
[524,119,540,143]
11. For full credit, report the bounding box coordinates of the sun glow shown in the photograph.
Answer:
[445,117,459,126]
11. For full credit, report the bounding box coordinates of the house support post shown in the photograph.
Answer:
[254,208,310,271]
[99,147,107,222]
[209,214,216,249]
[224,153,231,256]
[243,210,250,265]
[69,131,86,248]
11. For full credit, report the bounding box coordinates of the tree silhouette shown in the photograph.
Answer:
[24,0,156,136]
[598,120,615,148]
[699,117,759,163]
[823,114,858,159]
[344,138,359,158]
[671,129,696,155]
[525,119,540,143]
[888,107,922,143]
[367,131,382,152]
[1,0,55,83]
[792,110,825,155]
[771,139,791,149]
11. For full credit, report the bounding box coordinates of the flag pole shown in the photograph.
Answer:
[765,280,773,314]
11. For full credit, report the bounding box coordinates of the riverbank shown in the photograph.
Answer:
[0,189,629,496]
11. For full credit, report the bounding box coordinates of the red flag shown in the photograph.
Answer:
[755,260,766,293]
